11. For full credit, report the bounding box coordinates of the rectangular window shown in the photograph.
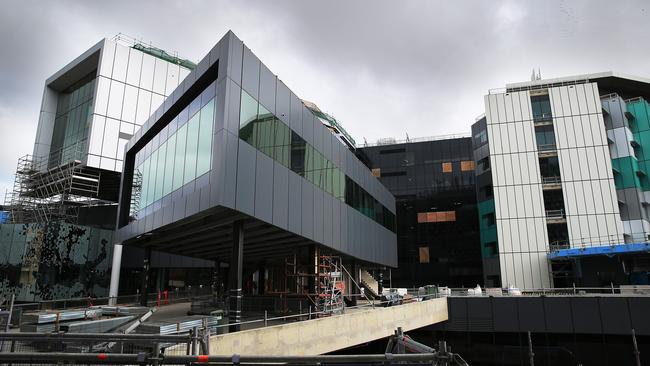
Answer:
[371,168,381,177]
[460,161,475,171]
[442,162,453,173]
[382,171,406,177]
[531,94,552,122]
[196,99,215,177]
[184,113,200,184]
[154,141,167,202]
[163,134,176,196]
[172,124,188,191]
[485,241,498,256]
[535,124,556,151]
[419,247,430,264]
[483,213,496,227]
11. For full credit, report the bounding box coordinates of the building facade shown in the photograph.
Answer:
[0,36,213,301]
[474,72,650,288]
[112,31,397,311]
[359,137,483,287]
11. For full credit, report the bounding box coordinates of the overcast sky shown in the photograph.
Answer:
[0,0,649,196]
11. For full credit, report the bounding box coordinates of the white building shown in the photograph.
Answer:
[33,36,193,173]
[472,72,650,288]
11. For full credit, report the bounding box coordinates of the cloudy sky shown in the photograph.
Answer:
[0,0,649,196]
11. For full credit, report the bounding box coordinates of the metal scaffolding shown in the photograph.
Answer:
[4,140,110,225]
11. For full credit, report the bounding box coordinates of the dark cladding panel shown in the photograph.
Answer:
[313,188,324,244]
[226,32,243,86]
[543,297,574,333]
[287,171,302,234]
[570,297,602,334]
[331,198,341,250]
[235,141,256,216]
[627,297,650,335]
[301,180,314,239]
[254,151,274,223]
[517,297,547,333]
[323,193,333,247]
[492,298,520,332]
[224,79,241,136]
[272,161,289,230]
[221,131,239,208]
[599,297,632,335]
[340,202,348,253]
[466,296,493,332]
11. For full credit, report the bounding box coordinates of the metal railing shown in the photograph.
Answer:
[537,143,557,152]
[545,209,565,218]
[361,133,472,148]
[542,176,561,184]
[441,286,650,297]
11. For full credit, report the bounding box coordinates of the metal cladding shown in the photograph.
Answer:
[21,308,103,324]
[137,315,222,335]
[59,315,134,333]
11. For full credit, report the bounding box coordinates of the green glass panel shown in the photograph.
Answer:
[197,99,215,177]
[163,134,176,196]
[147,149,159,205]
[239,90,258,145]
[173,124,188,190]
[155,142,167,202]
[184,114,200,184]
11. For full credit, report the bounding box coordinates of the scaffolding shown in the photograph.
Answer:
[316,255,343,316]
[4,140,109,225]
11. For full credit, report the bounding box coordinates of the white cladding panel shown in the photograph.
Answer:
[550,84,624,247]
[85,40,192,171]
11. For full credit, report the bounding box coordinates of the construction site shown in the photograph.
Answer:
[1,28,650,366]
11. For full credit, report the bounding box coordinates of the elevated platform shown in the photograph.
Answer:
[549,242,650,260]
[206,298,447,355]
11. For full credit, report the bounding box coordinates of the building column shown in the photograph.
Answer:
[229,221,244,332]
[139,246,152,307]
[108,243,123,306]
[377,267,384,295]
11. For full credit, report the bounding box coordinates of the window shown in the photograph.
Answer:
[483,213,495,227]
[382,171,406,177]
[535,124,556,151]
[531,94,552,121]
[371,168,381,177]
[474,129,487,145]
[478,157,490,171]
[485,241,498,256]
[417,211,456,223]
[130,92,215,219]
[442,162,453,173]
[419,247,430,264]
[237,89,396,232]
[460,161,475,171]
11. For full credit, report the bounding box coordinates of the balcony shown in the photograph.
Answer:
[538,143,558,158]
[545,209,566,224]
[542,176,562,190]
[549,240,570,251]
[533,113,553,124]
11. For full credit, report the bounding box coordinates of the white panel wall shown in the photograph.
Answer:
[549,84,624,248]
[485,90,551,288]
[87,39,192,171]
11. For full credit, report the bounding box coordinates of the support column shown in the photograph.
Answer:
[139,246,152,307]
[378,267,384,295]
[108,243,123,306]
[228,221,244,332]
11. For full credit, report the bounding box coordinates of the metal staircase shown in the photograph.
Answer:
[360,269,380,298]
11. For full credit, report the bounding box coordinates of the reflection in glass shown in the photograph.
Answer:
[237,89,396,232]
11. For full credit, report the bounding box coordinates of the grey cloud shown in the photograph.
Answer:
[1,0,649,196]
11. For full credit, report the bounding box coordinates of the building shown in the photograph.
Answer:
[110,31,397,320]
[473,72,650,288]
[0,35,214,301]
[358,136,483,287]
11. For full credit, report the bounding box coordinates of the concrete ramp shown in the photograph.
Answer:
[208,297,448,356]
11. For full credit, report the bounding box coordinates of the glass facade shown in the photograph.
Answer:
[359,138,482,287]
[129,86,215,220]
[50,74,96,167]
[239,90,395,232]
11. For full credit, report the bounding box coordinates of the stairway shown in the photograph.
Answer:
[360,269,380,298]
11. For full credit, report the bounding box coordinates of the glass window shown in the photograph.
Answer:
[173,124,188,191]
[197,99,215,177]
[531,94,552,121]
[184,114,200,184]
[460,161,475,171]
[419,247,430,263]
[239,90,258,145]
[163,134,176,196]
[147,148,158,206]
[141,159,151,208]
[442,162,453,173]
[155,142,167,202]
[535,125,556,150]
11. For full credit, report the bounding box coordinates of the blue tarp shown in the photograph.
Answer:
[0,211,8,224]
[549,242,650,259]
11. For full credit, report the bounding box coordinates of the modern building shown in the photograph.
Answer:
[473,72,650,288]
[110,31,397,320]
[0,35,215,301]
[358,136,483,288]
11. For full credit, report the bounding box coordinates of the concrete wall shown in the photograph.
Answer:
[207,298,447,355]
